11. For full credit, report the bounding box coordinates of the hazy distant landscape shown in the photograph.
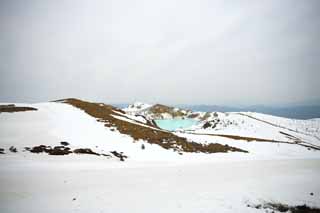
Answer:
[115,104,320,119]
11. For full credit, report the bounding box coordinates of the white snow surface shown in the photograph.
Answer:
[0,102,182,161]
[1,102,320,212]
[185,112,320,148]
[123,101,152,113]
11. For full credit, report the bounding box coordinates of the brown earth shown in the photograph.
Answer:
[0,104,37,113]
[26,145,72,155]
[73,148,100,156]
[24,144,124,160]
[186,132,320,150]
[148,104,187,117]
[248,202,320,213]
[60,98,248,154]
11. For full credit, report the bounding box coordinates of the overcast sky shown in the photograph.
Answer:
[0,0,320,105]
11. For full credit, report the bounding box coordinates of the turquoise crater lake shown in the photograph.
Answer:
[154,119,198,131]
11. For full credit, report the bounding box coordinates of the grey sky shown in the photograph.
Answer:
[1,0,320,105]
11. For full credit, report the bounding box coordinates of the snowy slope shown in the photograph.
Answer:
[124,102,152,113]
[183,112,320,149]
[122,102,320,152]
[0,102,184,161]
[1,157,319,213]
[240,112,320,139]
[1,100,320,213]
[1,101,319,161]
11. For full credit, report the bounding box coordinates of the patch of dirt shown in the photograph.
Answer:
[73,148,100,156]
[24,143,126,161]
[148,104,187,118]
[9,146,17,153]
[0,104,37,113]
[203,120,219,129]
[26,145,72,155]
[27,145,51,153]
[202,118,234,129]
[187,113,199,119]
[101,153,112,158]
[60,141,70,146]
[49,146,72,155]
[60,98,248,154]
[248,202,320,213]
[110,151,128,161]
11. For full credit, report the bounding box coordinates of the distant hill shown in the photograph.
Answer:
[176,105,320,120]
[114,103,320,120]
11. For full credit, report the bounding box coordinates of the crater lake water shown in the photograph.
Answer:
[154,119,198,131]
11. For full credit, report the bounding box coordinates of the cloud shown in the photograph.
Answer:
[1,0,320,105]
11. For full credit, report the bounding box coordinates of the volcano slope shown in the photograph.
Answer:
[60,98,247,154]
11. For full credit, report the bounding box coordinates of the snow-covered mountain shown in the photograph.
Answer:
[124,102,153,113]
[1,99,320,212]
[124,101,209,120]
[0,99,250,160]
[123,101,320,151]
[1,99,319,159]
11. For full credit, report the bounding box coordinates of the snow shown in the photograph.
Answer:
[112,110,148,124]
[110,114,166,132]
[1,101,320,212]
[123,101,152,113]
[177,132,320,160]
[186,112,320,148]
[1,157,319,213]
[0,102,180,161]
[241,112,320,138]
[1,101,319,161]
